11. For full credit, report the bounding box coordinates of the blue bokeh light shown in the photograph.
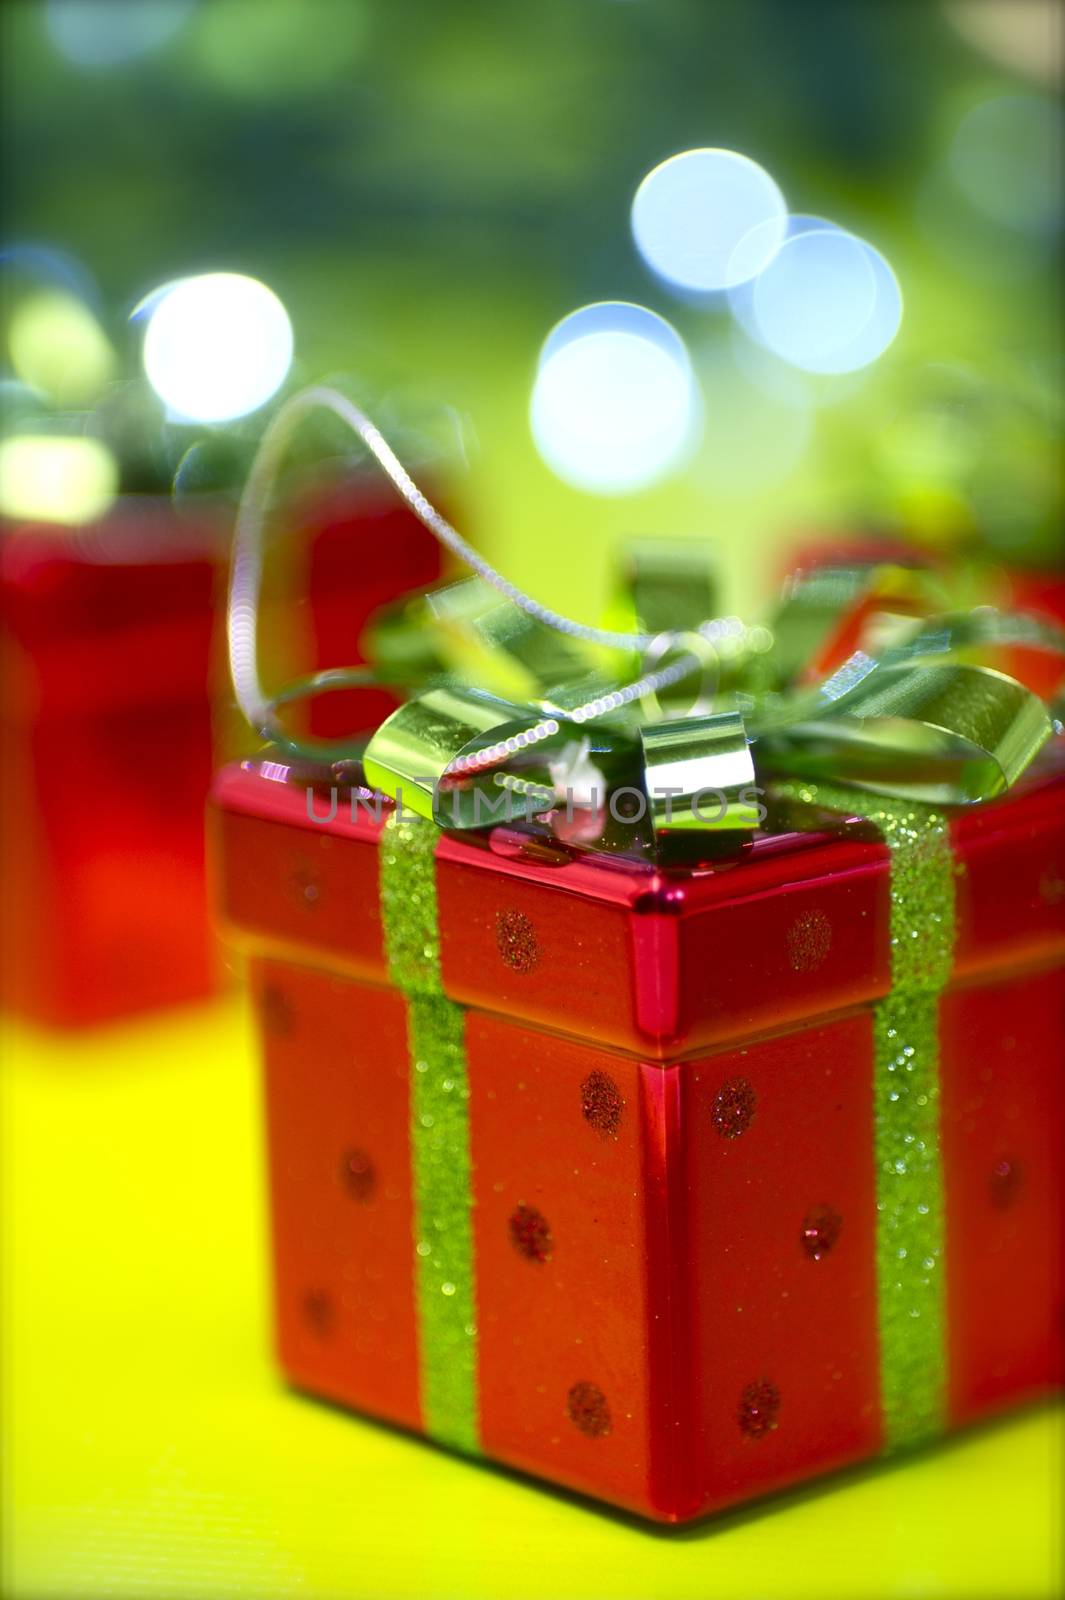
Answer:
[751,229,901,375]
[631,148,787,293]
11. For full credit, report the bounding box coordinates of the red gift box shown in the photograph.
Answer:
[211,752,1065,1522]
[1,480,443,1027]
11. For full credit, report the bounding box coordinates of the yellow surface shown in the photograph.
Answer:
[2,998,1062,1600]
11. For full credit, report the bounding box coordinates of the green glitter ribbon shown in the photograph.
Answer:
[384,778,956,1461]
[780,781,955,1450]
[379,811,480,1454]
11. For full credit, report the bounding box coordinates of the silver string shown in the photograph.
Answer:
[227,384,715,740]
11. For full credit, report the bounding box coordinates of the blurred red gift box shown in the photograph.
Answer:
[1,478,443,1026]
[1,501,222,1025]
[782,530,1064,697]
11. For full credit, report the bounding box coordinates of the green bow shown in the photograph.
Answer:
[351,554,1062,854]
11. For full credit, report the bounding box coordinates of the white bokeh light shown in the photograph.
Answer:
[631,148,787,293]
[751,229,901,375]
[530,303,697,494]
[141,272,293,423]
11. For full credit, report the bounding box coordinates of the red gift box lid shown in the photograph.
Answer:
[212,754,1065,1061]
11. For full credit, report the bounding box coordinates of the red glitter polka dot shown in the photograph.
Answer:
[989,1157,1022,1210]
[800,1204,842,1260]
[580,1070,623,1137]
[786,908,832,972]
[509,1204,553,1263]
[340,1148,376,1203]
[302,1288,335,1337]
[738,1379,780,1439]
[496,909,540,974]
[567,1381,612,1438]
[712,1078,756,1139]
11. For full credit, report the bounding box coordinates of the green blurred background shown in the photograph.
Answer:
[2,0,1062,616]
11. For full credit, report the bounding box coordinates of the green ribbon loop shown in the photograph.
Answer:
[364,684,549,827]
[640,708,760,836]
[621,538,721,637]
[754,661,1054,805]
[451,580,591,690]
[767,563,886,683]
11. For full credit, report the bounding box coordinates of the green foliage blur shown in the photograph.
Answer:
[2,0,1062,616]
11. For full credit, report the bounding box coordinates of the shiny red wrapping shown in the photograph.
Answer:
[211,756,1065,1521]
